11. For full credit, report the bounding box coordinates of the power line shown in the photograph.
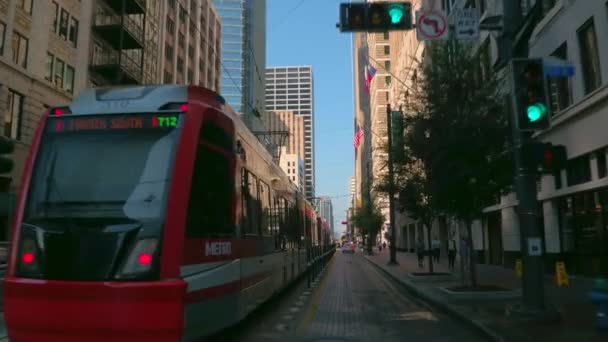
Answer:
[273,0,308,29]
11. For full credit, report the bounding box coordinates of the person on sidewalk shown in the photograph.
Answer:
[460,236,469,270]
[448,234,457,271]
[432,237,440,263]
[416,238,425,268]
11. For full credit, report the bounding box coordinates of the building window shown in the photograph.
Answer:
[64,66,75,94]
[383,32,389,40]
[5,90,23,140]
[16,0,33,15]
[164,70,172,83]
[52,2,59,33]
[549,43,572,114]
[166,17,174,34]
[165,45,173,60]
[384,45,390,55]
[179,6,187,21]
[566,154,591,187]
[597,149,607,179]
[187,69,193,83]
[188,45,194,59]
[177,57,183,73]
[68,17,79,48]
[59,9,69,39]
[54,58,65,88]
[577,18,602,94]
[11,31,28,68]
[0,22,5,55]
[45,52,54,81]
[384,60,390,71]
[178,32,185,48]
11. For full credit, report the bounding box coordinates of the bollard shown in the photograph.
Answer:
[589,278,608,330]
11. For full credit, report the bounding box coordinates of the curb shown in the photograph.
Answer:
[364,256,505,342]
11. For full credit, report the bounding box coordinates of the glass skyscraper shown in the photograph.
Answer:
[213,0,266,118]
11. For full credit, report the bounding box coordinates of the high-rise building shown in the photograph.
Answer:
[266,66,315,198]
[316,196,334,237]
[261,110,304,161]
[159,0,222,91]
[213,0,266,120]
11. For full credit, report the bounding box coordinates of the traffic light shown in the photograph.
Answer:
[0,136,14,174]
[338,2,412,32]
[522,142,567,173]
[512,58,550,131]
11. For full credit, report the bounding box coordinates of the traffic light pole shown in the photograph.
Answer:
[503,0,547,314]
[387,104,398,265]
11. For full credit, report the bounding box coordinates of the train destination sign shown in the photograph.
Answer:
[46,114,182,133]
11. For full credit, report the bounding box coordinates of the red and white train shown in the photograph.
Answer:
[3,85,331,341]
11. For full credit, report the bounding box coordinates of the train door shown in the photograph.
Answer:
[182,109,238,338]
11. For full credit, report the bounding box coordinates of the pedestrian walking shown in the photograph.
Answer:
[448,234,457,271]
[431,236,440,262]
[460,236,469,269]
[416,238,425,268]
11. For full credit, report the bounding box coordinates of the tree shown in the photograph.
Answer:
[350,182,384,255]
[400,39,513,286]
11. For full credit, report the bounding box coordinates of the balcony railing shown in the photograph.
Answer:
[90,49,142,84]
[94,11,144,49]
[102,0,146,15]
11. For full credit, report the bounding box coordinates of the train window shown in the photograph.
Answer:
[201,112,233,151]
[186,143,235,238]
[242,169,260,235]
[259,181,272,236]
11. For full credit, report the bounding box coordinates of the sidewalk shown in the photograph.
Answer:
[365,250,607,342]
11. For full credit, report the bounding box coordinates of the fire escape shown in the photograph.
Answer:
[90,0,146,85]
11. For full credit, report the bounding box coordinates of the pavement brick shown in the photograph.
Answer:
[366,249,608,342]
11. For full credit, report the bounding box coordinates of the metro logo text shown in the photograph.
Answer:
[205,241,232,256]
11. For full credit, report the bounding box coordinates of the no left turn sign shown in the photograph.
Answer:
[416,11,449,41]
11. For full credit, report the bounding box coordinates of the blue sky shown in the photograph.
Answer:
[267,0,354,236]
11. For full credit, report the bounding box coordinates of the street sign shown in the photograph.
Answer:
[452,8,479,40]
[543,56,575,77]
[416,11,448,41]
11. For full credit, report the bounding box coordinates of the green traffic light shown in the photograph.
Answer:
[527,102,547,122]
[388,4,404,24]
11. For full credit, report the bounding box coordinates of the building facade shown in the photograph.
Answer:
[278,148,304,191]
[160,0,221,91]
[0,0,92,243]
[213,0,265,121]
[266,66,315,199]
[89,0,162,86]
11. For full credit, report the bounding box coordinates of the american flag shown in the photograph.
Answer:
[353,128,364,148]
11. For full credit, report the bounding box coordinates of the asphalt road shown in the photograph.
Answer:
[207,252,490,342]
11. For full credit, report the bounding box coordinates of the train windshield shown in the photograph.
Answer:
[24,113,183,223]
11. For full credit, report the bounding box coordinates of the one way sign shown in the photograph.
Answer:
[453,8,479,40]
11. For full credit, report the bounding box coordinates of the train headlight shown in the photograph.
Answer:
[116,238,159,279]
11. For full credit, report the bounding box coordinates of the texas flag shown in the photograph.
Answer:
[364,63,377,93]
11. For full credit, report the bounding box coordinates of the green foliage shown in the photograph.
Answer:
[350,197,384,238]
[401,39,513,222]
